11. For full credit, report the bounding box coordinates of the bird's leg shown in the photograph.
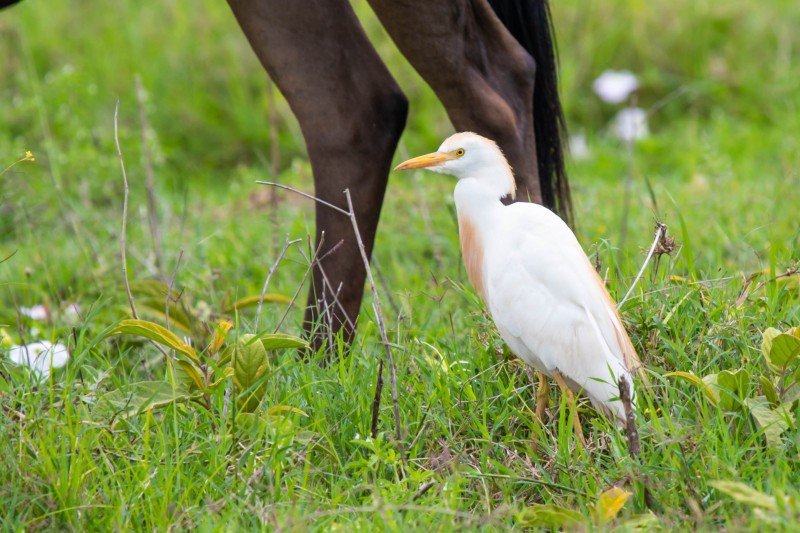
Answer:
[535,371,550,423]
[527,370,550,456]
[553,371,587,447]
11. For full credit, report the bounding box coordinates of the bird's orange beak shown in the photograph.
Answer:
[394,152,455,171]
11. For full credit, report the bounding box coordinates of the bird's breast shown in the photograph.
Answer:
[457,213,487,301]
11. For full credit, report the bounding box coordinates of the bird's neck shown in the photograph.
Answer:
[453,176,513,215]
[453,178,509,302]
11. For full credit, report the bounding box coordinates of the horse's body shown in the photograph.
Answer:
[227,0,570,347]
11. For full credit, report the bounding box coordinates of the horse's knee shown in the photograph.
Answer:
[310,82,408,169]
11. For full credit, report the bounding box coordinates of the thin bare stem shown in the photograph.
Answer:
[255,236,301,331]
[114,98,138,320]
[165,249,184,331]
[345,189,404,459]
[256,181,349,216]
[618,376,640,457]
[273,235,345,333]
[135,76,163,272]
[371,359,385,439]
[316,262,356,331]
[618,223,667,308]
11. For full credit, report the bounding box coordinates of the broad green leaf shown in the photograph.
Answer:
[517,504,583,529]
[130,279,181,300]
[95,380,195,420]
[763,333,800,373]
[176,360,205,390]
[259,333,308,351]
[230,334,270,412]
[666,371,719,404]
[136,301,193,334]
[761,327,781,365]
[784,382,800,405]
[760,376,779,407]
[595,486,632,523]
[716,369,751,412]
[130,280,193,333]
[206,366,235,390]
[208,319,233,356]
[108,319,199,363]
[744,397,793,448]
[710,480,777,511]
[223,294,292,313]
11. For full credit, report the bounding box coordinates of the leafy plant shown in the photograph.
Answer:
[97,281,307,420]
[669,325,800,447]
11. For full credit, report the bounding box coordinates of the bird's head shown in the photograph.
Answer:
[395,132,516,199]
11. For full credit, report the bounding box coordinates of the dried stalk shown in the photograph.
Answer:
[114,98,138,320]
[370,359,385,439]
[345,188,404,458]
[256,181,349,216]
[618,223,667,308]
[618,376,640,457]
[165,249,184,331]
[255,235,301,331]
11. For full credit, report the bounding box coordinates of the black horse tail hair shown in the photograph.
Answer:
[488,0,572,226]
[0,0,23,9]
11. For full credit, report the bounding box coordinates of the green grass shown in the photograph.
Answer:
[2,0,800,530]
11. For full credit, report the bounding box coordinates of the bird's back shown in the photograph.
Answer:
[479,202,638,422]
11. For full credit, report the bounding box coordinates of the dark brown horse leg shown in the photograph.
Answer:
[368,0,542,203]
[227,1,408,348]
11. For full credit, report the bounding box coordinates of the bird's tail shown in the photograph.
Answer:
[488,0,572,226]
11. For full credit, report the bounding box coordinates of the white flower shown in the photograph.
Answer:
[8,341,70,383]
[593,70,639,104]
[20,304,49,321]
[611,107,650,142]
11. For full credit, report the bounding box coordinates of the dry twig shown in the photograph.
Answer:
[255,235,301,331]
[618,222,668,307]
[114,98,138,320]
[256,181,349,216]
[618,376,640,457]
[345,188,405,459]
[165,249,184,331]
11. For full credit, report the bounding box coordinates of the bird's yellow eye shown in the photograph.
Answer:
[455,148,465,157]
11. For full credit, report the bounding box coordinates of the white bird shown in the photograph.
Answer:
[395,132,641,442]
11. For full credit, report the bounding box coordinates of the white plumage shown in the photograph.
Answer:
[396,132,640,430]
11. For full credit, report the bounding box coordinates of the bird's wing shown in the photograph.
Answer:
[484,204,638,417]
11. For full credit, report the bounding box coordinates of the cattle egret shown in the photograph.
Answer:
[396,132,641,443]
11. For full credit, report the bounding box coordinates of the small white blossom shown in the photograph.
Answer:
[612,107,650,142]
[593,70,639,104]
[8,341,70,383]
[20,304,49,321]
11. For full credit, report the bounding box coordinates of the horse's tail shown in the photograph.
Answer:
[488,0,572,225]
[0,0,23,9]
